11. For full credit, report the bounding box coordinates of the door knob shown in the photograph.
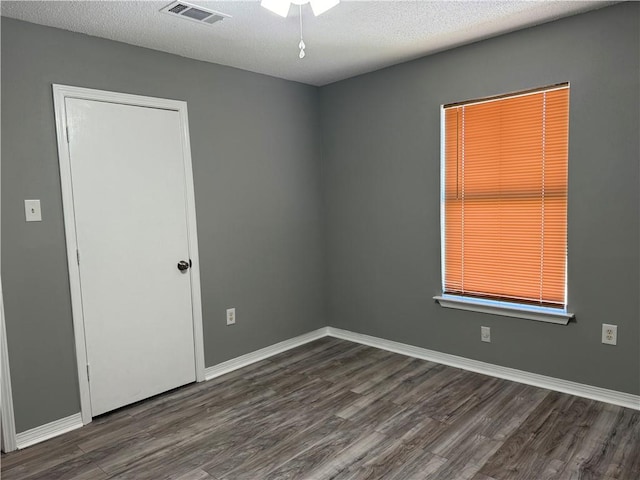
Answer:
[177,260,190,271]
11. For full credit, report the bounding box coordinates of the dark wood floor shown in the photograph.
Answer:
[2,337,639,480]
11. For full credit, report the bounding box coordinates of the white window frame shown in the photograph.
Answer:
[435,90,575,325]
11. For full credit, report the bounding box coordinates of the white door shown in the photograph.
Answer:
[66,98,196,416]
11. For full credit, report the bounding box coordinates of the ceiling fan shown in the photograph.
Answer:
[261,0,340,58]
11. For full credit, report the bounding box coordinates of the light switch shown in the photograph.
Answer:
[24,199,42,222]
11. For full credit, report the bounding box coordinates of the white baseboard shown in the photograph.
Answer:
[11,325,638,452]
[204,327,330,381]
[10,328,329,451]
[326,327,640,411]
[15,412,83,450]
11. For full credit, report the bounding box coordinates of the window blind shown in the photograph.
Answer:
[443,85,569,308]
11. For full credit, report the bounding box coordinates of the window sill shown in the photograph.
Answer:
[433,295,574,325]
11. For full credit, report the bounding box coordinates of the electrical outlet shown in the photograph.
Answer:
[602,324,617,345]
[226,308,236,325]
[481,326,491,343]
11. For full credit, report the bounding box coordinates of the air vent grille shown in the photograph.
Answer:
[168,4,189,14]
[161,1,231,25]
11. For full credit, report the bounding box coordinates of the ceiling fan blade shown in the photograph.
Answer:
[261,0,291,17]
[309,0,339,16]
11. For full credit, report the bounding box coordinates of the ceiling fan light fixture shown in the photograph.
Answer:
[261,0,339,59]
[261,0,290,18]
[309,0,339,16]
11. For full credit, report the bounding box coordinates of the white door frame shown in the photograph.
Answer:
[1,277,18,452]
[52,84,205,425]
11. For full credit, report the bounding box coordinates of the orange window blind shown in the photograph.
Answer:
[443,85,569,308]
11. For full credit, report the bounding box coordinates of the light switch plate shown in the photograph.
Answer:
[24,199,42,222]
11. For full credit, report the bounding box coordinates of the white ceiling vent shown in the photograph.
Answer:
[161,1,231,25]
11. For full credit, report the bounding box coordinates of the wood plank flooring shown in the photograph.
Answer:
[2,337,639,480]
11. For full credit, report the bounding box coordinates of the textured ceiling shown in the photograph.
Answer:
[0,1,615,86]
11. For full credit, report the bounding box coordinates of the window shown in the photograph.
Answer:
[436,84,573,324]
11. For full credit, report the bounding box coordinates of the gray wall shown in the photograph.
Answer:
[1,18,325,432]
[2,2,639,435]
[320,2,639,395]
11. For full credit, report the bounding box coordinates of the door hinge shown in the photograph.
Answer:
[76,249,80,265]
[86,364,90,382]
[66,126,70,143]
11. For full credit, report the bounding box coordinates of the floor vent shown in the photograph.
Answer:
[161,1,231,25]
